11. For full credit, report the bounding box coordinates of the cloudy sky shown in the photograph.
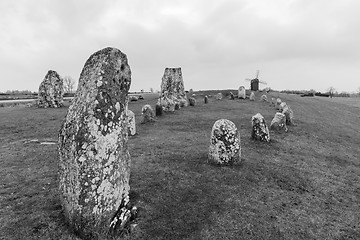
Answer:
[1,0,359,93]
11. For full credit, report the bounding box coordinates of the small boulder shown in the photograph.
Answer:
[251,113,270,142]
[275,98,282,110]
[189,97,196,106]
[260,95,268,102]
[282,105,294,125]
[249,92,255,101]
[208,119,241,166]
[279,102,287,112]
[215,93,223,100]
[141,104,155,123]
[270,112,288,132]
[129,95,138,101]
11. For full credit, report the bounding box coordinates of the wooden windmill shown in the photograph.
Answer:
[245,70,267,91]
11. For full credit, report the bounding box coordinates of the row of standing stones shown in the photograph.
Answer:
[34,46,295,239]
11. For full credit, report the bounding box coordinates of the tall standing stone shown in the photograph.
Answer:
[58,47,135,239]
[37,70,64,108]
[158,68,187,111]
[208,119,241,166]
[238,86,246,99]
[251,113,270,142]
[204,95,208,104]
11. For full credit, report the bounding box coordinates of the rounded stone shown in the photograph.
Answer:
[260,94,268,102]
[208,119,241,166]
[282,105,294,125]
[238,86,246,99]
[270,112,288,132]
[189,97,196,106]
[215,93,223,100]
[141,104,155,123]
[126,109,136,136]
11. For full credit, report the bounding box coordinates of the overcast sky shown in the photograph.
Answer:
[1,0,359,93]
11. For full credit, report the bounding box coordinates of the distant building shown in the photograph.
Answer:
[251,79,259,91]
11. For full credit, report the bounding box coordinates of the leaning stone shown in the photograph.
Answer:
[208,119,241,166]
[270,112,288,132]
[58,47,135,239]
[204,95,208,104]
[260,95,268,102]
[141,104,155,123]
[37,70,64,108]
[249,92,255,101]
[189,97,196,106]
[229,92,235,100]
[238,86,246,99]
[251,113,270,142]
[282,105,294,125]
[126,109,136,136]
[215,93,223,100]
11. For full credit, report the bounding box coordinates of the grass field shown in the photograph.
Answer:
[1,91,359,239]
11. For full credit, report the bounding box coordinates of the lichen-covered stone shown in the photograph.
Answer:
[238,86,246,99]
[189,97,196,106]
[282,105,294,125]
[275,98,282,110]
[270,112,288,132]
[260,94,268,102]
[229,92,235,100]
[215,93,223,100]
[208,119,241,166]
[204,95,208,104]
[249,92,255,101]
[58,47,134,238]
[141,104,155,123]
[159,68,187,111]
[251,113,270,142]
[126,109,136,136]
[37,70,64,108]
[155,103,163,116]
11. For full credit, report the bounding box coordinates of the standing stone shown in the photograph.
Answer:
[189,97,196,106]
[37,70,64,108]
[260,95,268,102]
[126,109,136,136]
[249,92,255,101]
[189,89,193,96]
[215,93,223,100]
[271,97,276,106]
[58,47,136,239]
[208,119,241,166]
[204,95,208,104]
[275,98,282,110]
[155,103,163,116]
[159,68,187,111]
[282,105,294,125]
[175,102,180,110]
[279,102,287,112]
[251,113,270,142]
[141,104,155,123]
[238,86,246,99]
[270,112,288,132]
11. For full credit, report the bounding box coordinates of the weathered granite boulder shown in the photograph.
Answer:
[282,105,294,125]
[159,68,187,111]
[215,93,223,100]
[249,92,255,101]
[126,109,136,136]
[204,95,208,104]
[58,47,136,239]
[155,103,163,116]
[189,97,196,106]
[141,104,155,123]
[238,86,246,99]
[229,92,235,100]
[37,70,64,108]
[275,98,282,110]
[251,113,270,142]
[208,119,241,166]
[270,112,288,132]
[260,94,268,102]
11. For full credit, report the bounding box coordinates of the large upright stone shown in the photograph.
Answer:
[58,47,135,239]
[270,112,288,132]
[251,113,270,142]
[238,86,246,99]
[208,119,241,166]
[37,70,64,108]
[159,68,187,111]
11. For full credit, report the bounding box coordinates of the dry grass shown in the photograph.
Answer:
[1,92,359,239]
